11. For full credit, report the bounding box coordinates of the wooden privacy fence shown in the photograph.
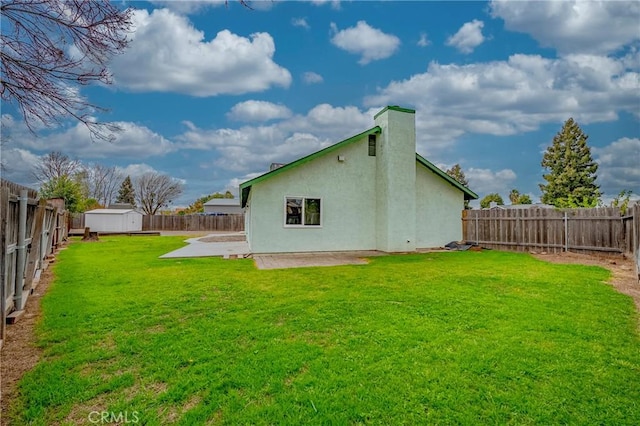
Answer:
[1,179,69,348]
[142,214,244,232]
[462,206,640,257]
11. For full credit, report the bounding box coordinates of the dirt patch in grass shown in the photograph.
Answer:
[198,234,246,243]
[532,251,640,313]
[0,264,54,424]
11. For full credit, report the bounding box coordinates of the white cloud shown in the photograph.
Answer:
[149,1,226,14]
[0,148,42,188]
[330,21,401,65]
[177,103,378,174]
[303,71,324,84]
[365,54,640,140]
[490,0,640,55]
[417,32,430,47]
[110,8,291,96]
[593,137,640,197]
[446,19,485,54]
[311,0,340,10]
[466,168,517,196]
[116,163,160,179]
[227,100,292,122]
[292,17,310,29]
[2,114,175,159]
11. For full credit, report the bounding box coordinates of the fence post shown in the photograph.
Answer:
[475,211,479,244]
[14,190,28,310]
[631,204,640,283]
[0,187,9,344]
[24,199,47,292]
[563,211,569,252]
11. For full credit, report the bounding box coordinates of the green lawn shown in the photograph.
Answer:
[8,236,640,425]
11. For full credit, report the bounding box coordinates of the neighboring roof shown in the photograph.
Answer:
[415,154,478,200]
[488,203,554,210]
[85,209,139,214]
[240,126,382,207]
[203,198,240,206]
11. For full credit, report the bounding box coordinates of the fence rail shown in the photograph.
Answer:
[462,206,640,258]
[1,179,68,349]
[142,214,244,232]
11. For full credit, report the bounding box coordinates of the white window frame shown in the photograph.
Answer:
[284,196,322,228]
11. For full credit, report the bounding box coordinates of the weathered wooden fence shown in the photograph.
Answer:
[142,214,244,232]
[462,206,640,258]
[71,213,245,232]
[0,179,68,349]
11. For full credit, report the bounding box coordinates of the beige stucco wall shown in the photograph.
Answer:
[415,165,465,248]
[247,136,378,253]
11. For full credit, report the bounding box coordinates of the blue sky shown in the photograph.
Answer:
[2,0,639,207]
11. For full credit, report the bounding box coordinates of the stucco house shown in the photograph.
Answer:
[240,106,477,254]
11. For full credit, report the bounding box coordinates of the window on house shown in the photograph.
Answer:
[285,197,321,226]
[368,134,376,156]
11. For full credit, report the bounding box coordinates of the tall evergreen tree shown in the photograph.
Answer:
[540,118,601,207]
[115,175,136,206]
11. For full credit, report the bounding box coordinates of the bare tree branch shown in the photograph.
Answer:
[134,172,183,215]
[1,0,133,141]
[82,163,123,206]
[31,150,83,183]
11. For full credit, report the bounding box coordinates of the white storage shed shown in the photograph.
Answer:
[84,209,143,233]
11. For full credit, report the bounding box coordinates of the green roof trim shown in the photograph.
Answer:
[416,153,478,200]
[374,105,416,119]
[240,126,382,207]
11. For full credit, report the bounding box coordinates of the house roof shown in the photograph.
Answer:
[416,154,478,200]
[203,198,240,206]
[239,124,478,207]
[240,126,382,207]
[85,209,139,214]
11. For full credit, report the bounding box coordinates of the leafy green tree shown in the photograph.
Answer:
[517,194,532,204]
[480,193,504,209]
[116,176,136,206]
[540,118,601,207]
[211,191,236,199]
[446,164,470,209]
[611,190,633,214]
[509,189,532,205]
[39,175,84,213]
[184,194,216,214]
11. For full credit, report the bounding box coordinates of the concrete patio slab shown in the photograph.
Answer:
[159,233,250,258]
